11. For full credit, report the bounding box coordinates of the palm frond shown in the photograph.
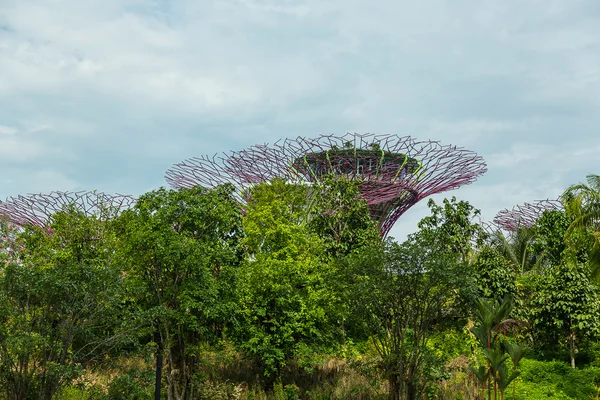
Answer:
[586,174,600,192]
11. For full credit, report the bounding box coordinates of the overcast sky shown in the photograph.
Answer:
[1,0,599,240]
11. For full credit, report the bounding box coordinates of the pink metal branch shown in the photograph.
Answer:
[0,191,136,228]
[493,199,563,232]
[165,133,487,237]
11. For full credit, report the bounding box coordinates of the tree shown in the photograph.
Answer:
[350,238,469,400]
[469,296,523,400]
[418,196,485,264]
[307,174,380,258]
[562,174,600,232]
[473,246,517,303]
[532,209,572,268]
[490,226,543,275]
[235,179,340,381]
[562,173,600,280]
[116,185,243,400]
[349,198,481,400]
[0,208,125,400]
[530,261,600,368]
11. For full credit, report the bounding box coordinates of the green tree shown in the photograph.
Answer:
[0,217,21,267]
[350,238,470,400]
[562,174,600,232]
[0,208,125,400]
[532,209,572,268]
[418,196,485,263]
[349,198,481,400]
[235,179,339,381]
[562,173,600,279]
[530,261,600,368]
[487,225,546,331]
[307,174,380,258]
[473,246,517,303]
[490,226,543,275]
[470,296,523,400]
[117,185,243,400]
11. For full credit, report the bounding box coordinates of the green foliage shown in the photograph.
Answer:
[418,196,484,263]
[271,381,301,400]
[0,208,125,399]
[295,147,421,177]
[469,296,527,400]
[116,184,243,398]
[491,226,544,275]
[196,380,243,399]
[236,179,340,379]
[307,174,380,258]
[533,210,572,267]
[107,370,154,400]
[4,168,600,400]
[349,198,481,399]
[473,246,517,302]
[428,328,474,362]
[59,384,105,400]
[515,359,600,399]
[530,261,600,367]
[562,173,600,280]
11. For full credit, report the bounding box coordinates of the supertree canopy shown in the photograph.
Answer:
[166,133,487,237]
[0,191,136,228]
[493,199,563,232]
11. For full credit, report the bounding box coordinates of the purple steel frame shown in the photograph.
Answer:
[493,199,563,232]
[165,133,487,237]
[0,191,136,228]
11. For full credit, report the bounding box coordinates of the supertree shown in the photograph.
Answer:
[0,191,136,228]
[493,199,563,232]
[166,133,487,237]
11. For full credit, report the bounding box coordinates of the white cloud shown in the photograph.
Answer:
[0,125,17,135]
[487,143,556,168]
[425,120,512,146]
[0,137,45,162]
[0,0,599,240]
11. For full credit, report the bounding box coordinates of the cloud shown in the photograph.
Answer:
[0,125,17,135]
[1,168,78,198]
[0,0,599,241]
[487,143,555,168]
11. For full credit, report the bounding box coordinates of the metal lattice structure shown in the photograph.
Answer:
[166,133,487,237]
[0,191,136,228]
[493,199,563,232]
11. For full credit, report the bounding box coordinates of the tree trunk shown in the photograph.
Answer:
[155,346,163,400]
[388,374,401,400]
[406,382,417,400]
[569,331,576,369]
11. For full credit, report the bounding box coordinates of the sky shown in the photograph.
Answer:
[1,0,599,240]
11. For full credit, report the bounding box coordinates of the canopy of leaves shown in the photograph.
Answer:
[0,208,125,399]
[307,174,380,258]
[347,198,481,399]
[236,179,340,379]
[116,184,243,399]
[530,261,600,366]
[473,246,517,302]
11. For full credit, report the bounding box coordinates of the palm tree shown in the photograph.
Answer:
[562,174,600,231]
[490,226,544,275]
[470,296,522,400]
[562,173,600,280]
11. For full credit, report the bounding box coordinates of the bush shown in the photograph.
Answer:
[107,370,154,400]
[513,359,600,399]
[513,381,572,400]
[197,380,243,400]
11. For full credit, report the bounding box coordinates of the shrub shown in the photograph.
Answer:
[197,380,243,400]
[514,359,600,399]
[107,370,153,400]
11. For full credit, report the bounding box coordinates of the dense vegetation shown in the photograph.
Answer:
[1,174,600,399]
